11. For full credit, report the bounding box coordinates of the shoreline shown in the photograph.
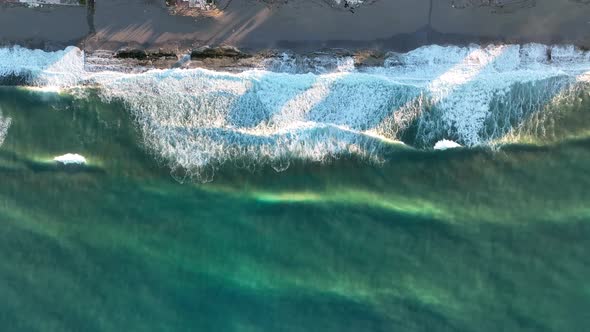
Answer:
[1,0,590,72]
[2,41,590,76]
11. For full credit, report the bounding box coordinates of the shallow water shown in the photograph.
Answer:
[0,85,589,331]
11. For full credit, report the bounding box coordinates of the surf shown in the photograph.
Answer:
[0,44,589,181]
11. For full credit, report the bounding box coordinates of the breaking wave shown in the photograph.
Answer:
[0,44,589,181]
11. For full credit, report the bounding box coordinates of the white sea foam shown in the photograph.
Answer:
[434,139,462,150]
[53,153,87,165]
[0,109,11,147]
[0,46,84,87]
[578,71,590,83]
[262,53,356,74]
[0,44,589,181]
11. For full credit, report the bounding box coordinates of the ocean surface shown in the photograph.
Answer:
[0,44,589,331]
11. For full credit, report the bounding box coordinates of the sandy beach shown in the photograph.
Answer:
[1,0,589,54]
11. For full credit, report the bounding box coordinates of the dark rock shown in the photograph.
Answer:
[191,45,250,59]
[146,49,177,59]
[115,48,147,59]
[354,50,386,68]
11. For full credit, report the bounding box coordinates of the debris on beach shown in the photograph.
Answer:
[324,0,379,12]
[166,0,231,16]
[174,0,215,10]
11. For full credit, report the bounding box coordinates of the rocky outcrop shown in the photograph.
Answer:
[115,48,147,59]
[190,45,250,59]
[115,48,177,60]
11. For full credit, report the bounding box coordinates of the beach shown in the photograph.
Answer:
[1,0,589,54]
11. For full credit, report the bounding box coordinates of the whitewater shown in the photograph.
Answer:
[0,44,589,181]
[0,108,10,147]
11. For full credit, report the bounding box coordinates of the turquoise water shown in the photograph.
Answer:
[0,85,589,331]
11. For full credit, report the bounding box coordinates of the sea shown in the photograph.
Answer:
[0,44,589,331]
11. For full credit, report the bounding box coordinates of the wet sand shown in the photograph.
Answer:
[1,0,590,53]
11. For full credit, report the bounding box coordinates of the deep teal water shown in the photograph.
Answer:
[0,87,589,331]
